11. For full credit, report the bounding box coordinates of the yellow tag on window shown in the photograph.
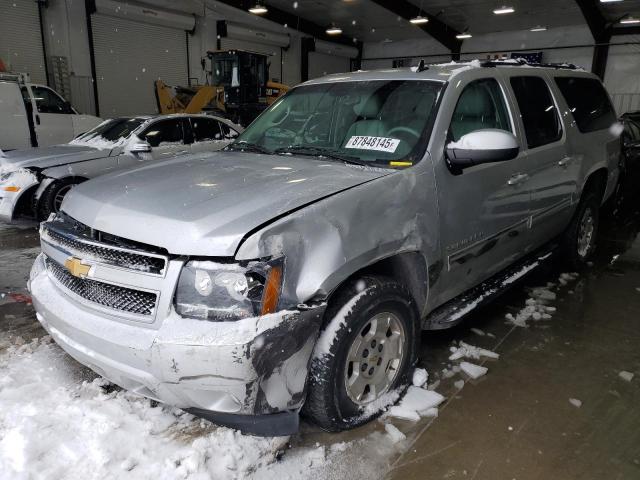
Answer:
[389,161,413,167]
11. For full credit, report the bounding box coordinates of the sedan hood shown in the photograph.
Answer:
[0,145,109,173]
[62,152,393,256]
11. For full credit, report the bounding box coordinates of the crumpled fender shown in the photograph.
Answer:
[235,160,440,308]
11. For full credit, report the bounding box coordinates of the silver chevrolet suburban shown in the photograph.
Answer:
[29,61,620,436]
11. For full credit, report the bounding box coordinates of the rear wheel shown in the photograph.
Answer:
[304,276,418,431]
[37,178,83,221]
[562,188,601,268]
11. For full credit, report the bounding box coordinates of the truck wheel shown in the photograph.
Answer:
[562,188,601,269]
[37,178,82,221]
[304,276,418,431]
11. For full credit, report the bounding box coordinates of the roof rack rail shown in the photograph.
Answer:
[0,72,30,83]
[480,59,579,70]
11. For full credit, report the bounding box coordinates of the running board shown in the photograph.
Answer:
[423,247,556,330]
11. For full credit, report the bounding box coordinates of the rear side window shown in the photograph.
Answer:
[191,117,222,142]
[555,77,617,133]
[449,78,511,142]
[510,76,562,149]
[219,122,238,139]
[141,119,184,147]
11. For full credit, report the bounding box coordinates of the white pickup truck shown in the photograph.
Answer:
[0,72,102,151]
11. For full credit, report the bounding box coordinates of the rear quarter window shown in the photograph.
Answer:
[554,77,617,133]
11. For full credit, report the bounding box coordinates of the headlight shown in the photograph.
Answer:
[0,172,15,183]
[174,259,283,321]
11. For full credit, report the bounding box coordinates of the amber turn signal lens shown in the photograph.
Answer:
[261,265,282,315]
[2,186,20,192]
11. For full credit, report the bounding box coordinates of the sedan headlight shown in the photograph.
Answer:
[174,259,284,321]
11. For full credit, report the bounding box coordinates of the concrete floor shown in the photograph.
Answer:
[1,203,639,479]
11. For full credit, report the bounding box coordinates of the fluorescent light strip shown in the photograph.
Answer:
[456,33,472,39]
[493,6,515,14]
[410,16,429,25]
[530,26,547,32]
[621,17,640,24]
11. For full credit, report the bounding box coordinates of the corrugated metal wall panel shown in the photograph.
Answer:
[92,14,188,117]
[0,0,47,83]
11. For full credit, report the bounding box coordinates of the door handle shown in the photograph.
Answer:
[35,114,40,125]
[558,156,573,167]
[508,173,529,186]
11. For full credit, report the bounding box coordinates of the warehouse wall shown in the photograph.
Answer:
[32,0,354,118]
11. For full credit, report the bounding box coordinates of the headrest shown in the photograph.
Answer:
[456,85,493,117]
[356,95,384,119]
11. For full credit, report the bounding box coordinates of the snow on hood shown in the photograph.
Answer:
[0,145,110,174]
[62,151,393,257]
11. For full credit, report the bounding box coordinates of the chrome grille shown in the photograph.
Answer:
[42,224,166,275]
[46,258,157,316]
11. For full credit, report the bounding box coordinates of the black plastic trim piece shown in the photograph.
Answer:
[184,408,299,436]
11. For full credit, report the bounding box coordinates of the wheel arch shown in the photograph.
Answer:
[581,167,608,203]
[321,251,429,329]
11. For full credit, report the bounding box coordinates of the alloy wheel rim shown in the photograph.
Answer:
[577,207,595,258]
[344,311,406,405]
[53,185,73,213]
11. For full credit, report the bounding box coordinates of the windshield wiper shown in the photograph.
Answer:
[274,146,368,167]
[226,141,272,155]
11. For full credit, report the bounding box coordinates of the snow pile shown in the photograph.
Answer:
[448,341,500,361]
[0,337,294,479]
[460,362,488,380]
[385,386,445,422]
[619,371,635,382]
[384,423,406,444]
[505,272,578,328]
[412,368,428,387]
[569,398,583,408]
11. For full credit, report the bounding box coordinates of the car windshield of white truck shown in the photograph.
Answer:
[70,117,146,149]
[233,80,444,167]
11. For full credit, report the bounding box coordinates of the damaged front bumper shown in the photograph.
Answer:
[29,254,325,436]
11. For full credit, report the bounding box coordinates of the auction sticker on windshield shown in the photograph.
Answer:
[345,136,400,153]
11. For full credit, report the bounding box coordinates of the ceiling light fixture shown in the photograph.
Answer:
[456,32,472,39]
[620,16,640,24]
[410,15,429,24]
[530,25,547,31]
[600,0,623,3]
[493,6,515,14]
[248,3,268,14]
[326,25,343,35]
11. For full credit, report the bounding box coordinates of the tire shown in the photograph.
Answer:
[303,276,419,432]
[37,178,82,221]
[562,188,601,269]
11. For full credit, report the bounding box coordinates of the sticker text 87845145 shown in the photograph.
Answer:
[344,136,400,153]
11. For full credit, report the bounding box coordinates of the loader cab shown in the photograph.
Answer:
[208,50,269,126]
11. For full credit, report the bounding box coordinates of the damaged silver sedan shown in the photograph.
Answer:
[29,63,620,435]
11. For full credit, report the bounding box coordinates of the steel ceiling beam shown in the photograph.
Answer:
[368,0,463,56]
[575,0,611,79]
[213,0,356,47]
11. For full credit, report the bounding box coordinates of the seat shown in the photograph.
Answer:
[450,84,497,141]
[343,95,388,142]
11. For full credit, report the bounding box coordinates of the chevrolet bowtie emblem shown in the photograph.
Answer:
[64,257,91,278]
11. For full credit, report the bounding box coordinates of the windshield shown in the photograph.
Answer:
[233,80,443,167]
[213,57,240,87]
[71,117,146,148]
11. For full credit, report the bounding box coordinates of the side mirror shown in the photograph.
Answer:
[129,141,152,153]
[446,129,519,172]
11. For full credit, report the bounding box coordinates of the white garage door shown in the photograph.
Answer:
[0,0,46,83]
[308,52,350,80]
[92,14,188,117]
[220,38,283,84]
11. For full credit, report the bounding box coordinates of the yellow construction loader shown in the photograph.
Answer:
[155,49,289,126]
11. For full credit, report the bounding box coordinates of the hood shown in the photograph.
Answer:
[62,151,393,256]
[0,145,110,173]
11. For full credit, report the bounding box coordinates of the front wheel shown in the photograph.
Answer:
[37,178,82,221]
[562,189,601,268]
[304,276,418,431]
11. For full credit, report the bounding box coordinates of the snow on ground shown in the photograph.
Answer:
[459,362,488,380]
[385,386,445,422]
[0,336,395,480]
[619,371,635,382]
[448,341,500,361]
[505,272,578,328]
[569,398,583,408]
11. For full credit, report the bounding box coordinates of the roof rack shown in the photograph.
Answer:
[479,58,579,70]
[0,71,30,83]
